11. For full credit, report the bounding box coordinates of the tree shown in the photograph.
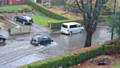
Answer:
[108,10,120,38]
[74,0,108,47]
[110,0,117,40]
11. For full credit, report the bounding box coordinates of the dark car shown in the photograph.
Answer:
[14,15,33,25]
[30,34,53,46]
[0,35,6,46]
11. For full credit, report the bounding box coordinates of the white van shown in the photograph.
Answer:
[60,22,84,34]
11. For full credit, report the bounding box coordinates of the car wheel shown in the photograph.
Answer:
[69,31,72,36]
[80,29,84,33]
[31,41,38,46]
[33,43,38,46]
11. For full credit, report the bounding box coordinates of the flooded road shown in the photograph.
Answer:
[51,26,111,51]
[0,26,111,68]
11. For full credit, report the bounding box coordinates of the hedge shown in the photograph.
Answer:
[19,39,120,68]
[19,46,103,68]
[27,0,68,20]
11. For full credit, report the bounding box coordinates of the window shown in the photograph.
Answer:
[70,25,77,28]
[78,25,82,27]
[16,0,21,1]
[62,24,67,28]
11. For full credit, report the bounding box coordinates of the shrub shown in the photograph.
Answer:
[23,46,105,68]
[19,39,120,68]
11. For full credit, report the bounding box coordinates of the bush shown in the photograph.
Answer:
[22,46,105,68]
[27,0,68,20]
[19,39,120,68]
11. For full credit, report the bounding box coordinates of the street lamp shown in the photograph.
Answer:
[111,0,116,40]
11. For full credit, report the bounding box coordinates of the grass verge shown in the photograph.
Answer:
[0,5,32,12]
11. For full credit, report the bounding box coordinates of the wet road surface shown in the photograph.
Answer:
[51,26,111,50]
[0,25,111,68]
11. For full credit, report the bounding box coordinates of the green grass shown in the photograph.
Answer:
[0,5,31,12]
[32,15,59,26]
[0,5,68,26]
[32,12,68,26]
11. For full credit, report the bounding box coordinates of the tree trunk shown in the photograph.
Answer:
[84,31,93,47]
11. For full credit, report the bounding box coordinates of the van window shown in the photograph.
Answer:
[62,24,67,28]
[70,25,77,28]
[78,25,82,27]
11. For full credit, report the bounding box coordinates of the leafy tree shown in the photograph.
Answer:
[74,0,108,47]
[108,10,120,38]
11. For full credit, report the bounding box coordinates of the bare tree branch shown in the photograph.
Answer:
[74,0,108,46]
[74,0,84,12]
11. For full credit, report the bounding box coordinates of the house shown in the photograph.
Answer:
[0,0,26,5]
[34,0,68,7]
[34,0,52,7]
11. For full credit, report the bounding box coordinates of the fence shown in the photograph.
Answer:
[48,20,83,31]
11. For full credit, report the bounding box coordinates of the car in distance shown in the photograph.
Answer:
[60,22,84,35]
[14,15,33,25]
[30,34,53,46]
[0,35,6,46]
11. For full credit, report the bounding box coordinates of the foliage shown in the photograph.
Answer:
[19,39,120,68]
[19,47,103,68]
[108,10,120,38]
[27,0,68,20]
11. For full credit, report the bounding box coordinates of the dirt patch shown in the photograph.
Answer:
[71,54,120,68]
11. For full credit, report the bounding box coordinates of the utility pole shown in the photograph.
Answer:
[111,0,116,40]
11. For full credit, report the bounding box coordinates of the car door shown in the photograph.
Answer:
[70,24,78,33]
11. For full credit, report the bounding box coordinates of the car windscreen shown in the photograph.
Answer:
[62,24,67,28]
[37,36,50,41]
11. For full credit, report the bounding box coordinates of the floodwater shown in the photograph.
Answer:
[0,26,111,68]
